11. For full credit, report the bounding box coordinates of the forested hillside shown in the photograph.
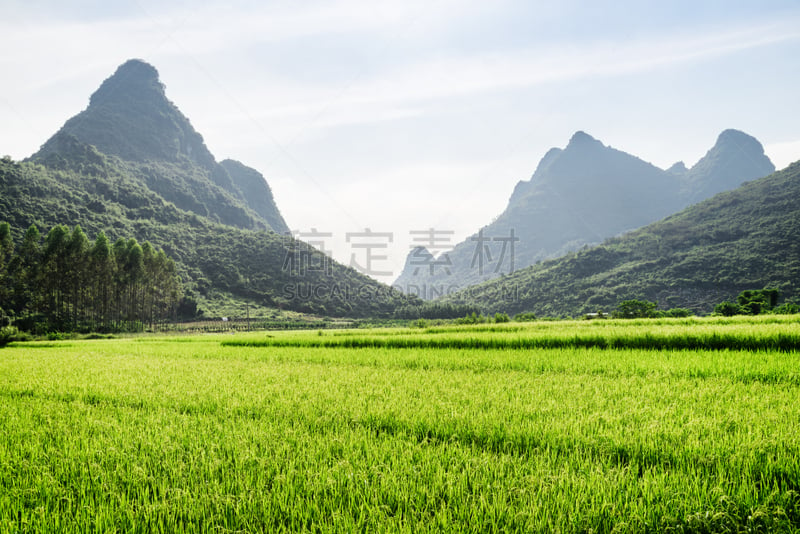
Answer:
[441,161,800,317]
[0,155,413,318]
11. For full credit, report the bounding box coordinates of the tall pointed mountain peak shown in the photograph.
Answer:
[30,59,290,233]
[35,58,216,168]
[89,59,164,106]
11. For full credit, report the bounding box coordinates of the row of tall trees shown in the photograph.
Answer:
[0,222,182,332]
[392,301,480,320]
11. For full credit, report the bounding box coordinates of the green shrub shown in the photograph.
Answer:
[493,313,510,323]
[714,288,783,316]
[455,312,488,325]
[737,288,780,315]
[84,333,116,340]
[773,302,800,314]
[513,312,537,322]
[714,301,743,316]
[0,325,19,347]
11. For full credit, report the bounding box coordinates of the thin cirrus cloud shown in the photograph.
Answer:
[1,2,797,169]
[0,0,489,128]
[4,3,798,116]
[203,16,800,142]
[309,22,800,105]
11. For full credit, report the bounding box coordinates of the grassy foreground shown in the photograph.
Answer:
[1,316,799,532]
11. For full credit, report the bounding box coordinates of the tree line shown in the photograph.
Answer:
[595,292,798,320]
[392,301,480,320]
[0,222,182,333]
[714,288,799,316]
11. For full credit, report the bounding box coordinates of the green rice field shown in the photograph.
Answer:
[1,315,799,532]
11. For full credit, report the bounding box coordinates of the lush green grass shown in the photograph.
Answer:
[1,317,800,532]
[224,315,800,352]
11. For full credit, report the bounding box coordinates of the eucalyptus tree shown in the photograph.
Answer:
[90,231,113,329]
[65,225,89,328]
[0,223,182,332]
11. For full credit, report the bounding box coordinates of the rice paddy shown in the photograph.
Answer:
[1,316,799,532]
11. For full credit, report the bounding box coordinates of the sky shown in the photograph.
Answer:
[2,0,799,285]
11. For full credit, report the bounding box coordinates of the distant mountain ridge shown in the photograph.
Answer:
[394,129,774,297]
[33,59,289,234]
[441,160,800,316]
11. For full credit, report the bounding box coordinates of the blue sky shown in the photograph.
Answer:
[2,0,799,283]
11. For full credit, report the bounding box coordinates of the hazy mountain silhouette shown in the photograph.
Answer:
[677,129,775,204]
[441,159,800,316]
[395,130,774,298]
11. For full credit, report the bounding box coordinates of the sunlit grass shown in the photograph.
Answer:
[224,314,800,352]
[1,316,799,532]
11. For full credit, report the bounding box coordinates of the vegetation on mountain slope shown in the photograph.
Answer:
[0,155,415,319]
[442,161,800,317]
